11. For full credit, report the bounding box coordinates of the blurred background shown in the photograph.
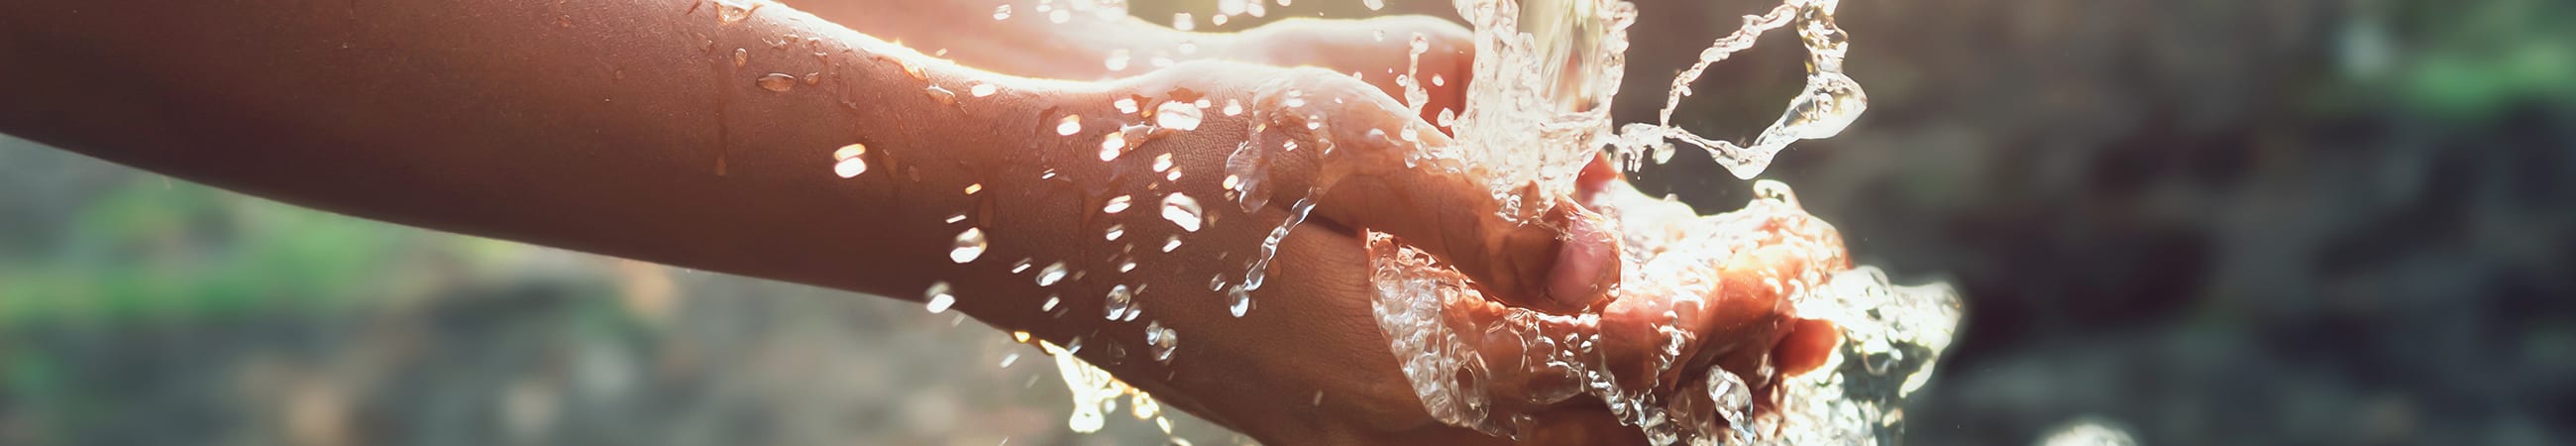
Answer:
[2,0,2570,445]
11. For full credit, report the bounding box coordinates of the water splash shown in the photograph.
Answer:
[1359,1,1954,444]
[949,227,988,264]
[1370,182,1960,444]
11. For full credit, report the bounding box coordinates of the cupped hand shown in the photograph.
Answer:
[941,60,1623,444]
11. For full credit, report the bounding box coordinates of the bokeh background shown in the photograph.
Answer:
[3,0,2570,445]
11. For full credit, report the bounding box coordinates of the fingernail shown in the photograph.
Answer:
[1546,209,1620,308]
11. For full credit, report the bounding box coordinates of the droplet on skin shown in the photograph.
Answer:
[1056,115,1083,136]
[1172,13,1194,31]
[714,0,759,24]
[1104,195,1133,213]
[1145,321,1179,363]
[1036,262,1069,286]
[1099,132,1127,162]
[923,281,956,313]
[950,227,988,263]
[1160,236,1182,253]
[925,85,957,105]
[1104,50,1131,71]
[970,82,999,97]
[1160,193,1204,232]
[831,144,868,177]
[1040,295,1061,312]
[999,352,1020,368]
[1011,259,1033,274]
[1154,101,1203,131]
[992,4,1012,20]
[1151,154,1175,172]
[1104,284,1133,320]
[755,73,797,92]
[1105,224,1126,241]
[1363,0,1385,11]
[732,48,748,68]
[945,213,968,224]
[1226,284,1251,317]
[1222,99,1244,116]
[963,183,983,194]
[1114,97,1139,114]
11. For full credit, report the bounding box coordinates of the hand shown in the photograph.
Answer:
[935,60,1622,443]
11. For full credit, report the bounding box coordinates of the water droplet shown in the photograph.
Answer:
[714,0,759,24]
[1103,195,1134,214]
[1040,295,1061,311]
[963,183,983,194]
[1099,132,1127,162]
[945,213,968,224]
[1363,0,1385,11]
[1011,259,1033,274]
[1114,97,1140,114]
[1104,284,1133,320]
[1153,101,1203,131]
[970,82,998,97]
[1432,74,1446,87]
[999,352,1020,367]
[991,4,1012,20]
[1226,284,1251,317]
[831,144,868,177]
[950,227,988,263]
[1145,321,1179,363]
[923,281,956,313]
[1160,235,1182,253]
[1172,13,1195,31]
[1104,49,1131,71]
[1056,115,1083,136]
[925,84,957,105]
[731,48,748,68]
[1159,193,1204,232]
[1105,224,1126,241]
[755,73,796,92]
[1150,154,1175,172]
[1221,99,1243,116]
[1036,262,1069,286]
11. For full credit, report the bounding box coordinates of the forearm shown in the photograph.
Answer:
[786,0,1217,80]
[0,0,1088,303]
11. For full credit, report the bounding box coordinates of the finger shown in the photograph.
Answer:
[1238,16,1475,130]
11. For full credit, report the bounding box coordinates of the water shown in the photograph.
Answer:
[922,281,956,313]
[754,72,797,92]
[1353,1,1959,444]
[1158,193,1203,232]
[1035,262,1069,286]
[1104,194,1133,213]
[1153,101,1204,131]
[831,144,868,178]
[1104,284,1134,320]
[1056,115,1083,136]
[949,227,988,264]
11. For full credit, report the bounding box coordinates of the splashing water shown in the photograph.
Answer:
[1359,0,1959,444]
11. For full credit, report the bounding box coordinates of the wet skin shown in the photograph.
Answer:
[0,0,1827,444]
